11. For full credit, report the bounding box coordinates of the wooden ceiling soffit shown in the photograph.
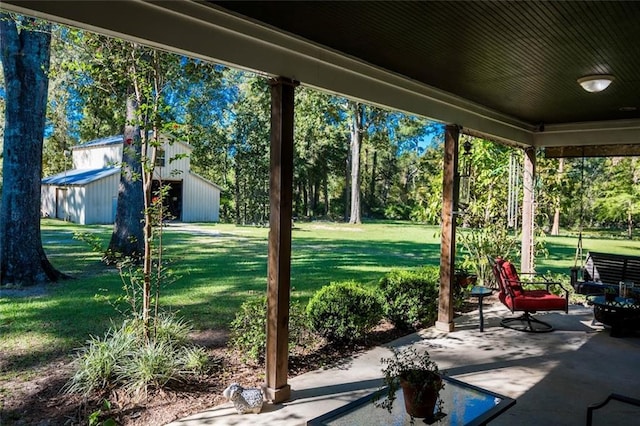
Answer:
[544,144,640,158]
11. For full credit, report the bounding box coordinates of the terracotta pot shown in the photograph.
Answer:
[399,371,441,418]
[455,273,477,288]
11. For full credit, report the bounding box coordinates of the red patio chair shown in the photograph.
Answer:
[490,257,569,332]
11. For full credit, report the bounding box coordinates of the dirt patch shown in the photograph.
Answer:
[0,320,411,425]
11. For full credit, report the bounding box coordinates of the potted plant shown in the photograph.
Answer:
[375,346,444,420]
[454,267,477,290]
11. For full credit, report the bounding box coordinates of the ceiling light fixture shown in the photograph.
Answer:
[577,75,614,93]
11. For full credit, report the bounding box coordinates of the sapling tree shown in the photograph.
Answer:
[65,30,187,337]
[66,40,211,402]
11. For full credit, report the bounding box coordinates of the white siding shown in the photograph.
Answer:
[66,186,86,224]
[152,140,192,181]
[43,136,220,225]
[73,145,121,169]
[41,185,87,223]
[84,173,120,224]
[182,172,220,222]
[41,185,56,218]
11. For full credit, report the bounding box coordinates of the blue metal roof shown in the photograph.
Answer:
[74,135,124,149]
[42,167,120,186]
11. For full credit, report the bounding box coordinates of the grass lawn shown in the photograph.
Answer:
[2,219,639,379]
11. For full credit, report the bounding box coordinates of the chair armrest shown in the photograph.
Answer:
[545,280,570,295]
[587,393,640,426]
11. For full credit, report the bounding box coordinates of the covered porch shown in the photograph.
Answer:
[4,0,640,412]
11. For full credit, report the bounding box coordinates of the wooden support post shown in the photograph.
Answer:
[436,124,460,332]
[521,147,536,273]
[265,77,297,403]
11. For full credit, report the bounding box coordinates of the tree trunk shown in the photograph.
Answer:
[550,208,561,236]
[313,181,320,217]
[370,150,377,206]
[140,130,158,340]
[0,14,63,285]
[323,175,329,217]
[344,156,350,222]
[349,102,363,224]
[234,164,241,224]
[307,181,314,216]
[551,158,564,236]
[484,191,493,224]
[302,177,309,217]
[107,95,145,260]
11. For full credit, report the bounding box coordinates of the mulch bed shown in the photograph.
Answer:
[1,296,495,425]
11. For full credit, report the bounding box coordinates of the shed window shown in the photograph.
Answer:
[155,149,166,167]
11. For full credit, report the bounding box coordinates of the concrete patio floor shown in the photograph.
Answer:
[168,303,640,426]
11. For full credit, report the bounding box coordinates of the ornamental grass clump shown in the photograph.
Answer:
[65,313,209,400]
[117,338,179,397]
[65,323,136,397]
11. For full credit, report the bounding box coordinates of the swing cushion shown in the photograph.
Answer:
[495,258,568,313]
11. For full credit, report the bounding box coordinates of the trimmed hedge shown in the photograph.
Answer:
[306,280,383,343]
[229,296,310,363]
[378,266,440,330]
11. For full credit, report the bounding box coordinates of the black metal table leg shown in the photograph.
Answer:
[478,295,485,332]
[470,286,493,332]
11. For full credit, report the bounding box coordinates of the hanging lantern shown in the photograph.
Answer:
[458,138,472,207]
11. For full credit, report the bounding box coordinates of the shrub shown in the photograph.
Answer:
[306,280,383,343]
[458,225,520,287]
[230,295,312,363]
[378,266,440,330]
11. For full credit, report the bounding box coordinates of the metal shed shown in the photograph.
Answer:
[41,135,221,224]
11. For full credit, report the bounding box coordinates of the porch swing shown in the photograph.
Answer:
[570,154,640,295]
[568,154,608,294]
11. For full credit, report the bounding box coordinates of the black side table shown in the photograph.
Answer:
[470,286,494,332]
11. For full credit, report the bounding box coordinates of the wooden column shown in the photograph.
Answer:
[521,147,536,273]
[436,124,460,332]
[265,77,297,403]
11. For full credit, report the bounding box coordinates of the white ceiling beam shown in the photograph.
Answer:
[533,119,640,148]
